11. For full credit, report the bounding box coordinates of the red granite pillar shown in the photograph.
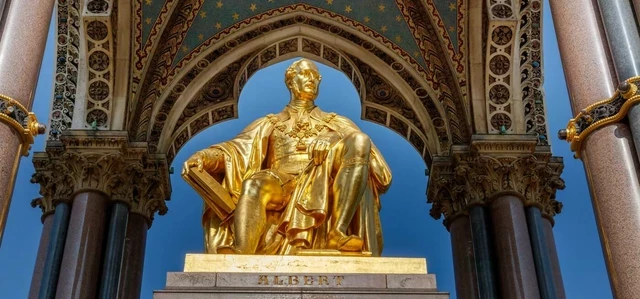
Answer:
[117,213,149,299]
[27,214,54,299]
[491,195,540,299]
[550,0,640,297]
[0,0,55,245]
[55,191,109,299]
[448,216,479,299]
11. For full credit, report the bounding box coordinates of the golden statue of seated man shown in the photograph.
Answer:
[182,59,392,256]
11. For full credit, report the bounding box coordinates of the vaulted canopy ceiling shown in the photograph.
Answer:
[124,0,471,165]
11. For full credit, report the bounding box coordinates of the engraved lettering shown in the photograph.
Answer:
[318,275,329,285]
[334,275,344,286]
[304,275,314,285]
[274,275,284,285]
[258,275,269,285]
[288,275,299,285]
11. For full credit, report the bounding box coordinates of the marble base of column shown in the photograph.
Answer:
[98,202,130,299]
[27,213,54,299]
[469,205,498,299]
[491,195,540,299]
[526,207,557,299]
[449,216,479,299]
[56,192,108,299]
[117,213,149,299]
[543,218,565,299]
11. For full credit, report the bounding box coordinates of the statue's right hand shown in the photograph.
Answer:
[183,151,205,175]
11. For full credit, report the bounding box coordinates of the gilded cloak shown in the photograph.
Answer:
[202,107,392,256]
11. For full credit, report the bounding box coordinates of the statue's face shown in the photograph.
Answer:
[290,60,321,101]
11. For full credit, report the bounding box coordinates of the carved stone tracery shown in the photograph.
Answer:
[31,132,171,223]
[427,136,564,228]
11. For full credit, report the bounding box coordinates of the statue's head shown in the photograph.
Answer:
[285,58,322,102]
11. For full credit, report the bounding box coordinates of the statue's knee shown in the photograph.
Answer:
[241,177,266,196]
[346,132,371,153]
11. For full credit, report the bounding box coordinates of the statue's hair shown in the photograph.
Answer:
[284,59,320,88]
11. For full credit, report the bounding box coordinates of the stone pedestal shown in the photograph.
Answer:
[154,254,449,299]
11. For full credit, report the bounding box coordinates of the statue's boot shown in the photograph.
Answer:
[328,163,369,252]
[232,194,268,254]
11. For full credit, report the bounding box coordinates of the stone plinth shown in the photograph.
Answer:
[154,254,449,299]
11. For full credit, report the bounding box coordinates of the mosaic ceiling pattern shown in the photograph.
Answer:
[140,0,460,68]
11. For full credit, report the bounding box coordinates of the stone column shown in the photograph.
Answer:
[31,131,171,299]
[98,202,130,299]
[526,206,557,299]
[27,214,54,299]
[0,0,54,245]
[429,136,565,299]
[34,202,71,299]
[543,218,565,299]
[469,206,498,299]
[55,191,109,299]
[448,216,480,299]
[118,213,150,299]
[491,195,540,299]
[551,1,640,297]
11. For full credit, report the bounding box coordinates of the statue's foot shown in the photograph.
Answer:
[327,230,363,252]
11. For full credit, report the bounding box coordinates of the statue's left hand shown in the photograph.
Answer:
[308,133,339,165]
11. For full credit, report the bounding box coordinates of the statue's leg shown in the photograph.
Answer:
[232,171,284,254]
[329,131,371,251]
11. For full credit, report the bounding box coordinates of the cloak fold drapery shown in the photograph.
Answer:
[202,108,392,256]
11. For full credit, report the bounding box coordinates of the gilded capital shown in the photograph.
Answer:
[427,135,565,227]
[31,131,171,223]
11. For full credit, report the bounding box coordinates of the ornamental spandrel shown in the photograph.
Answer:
[30,131,171,223]
[428,136,565,227]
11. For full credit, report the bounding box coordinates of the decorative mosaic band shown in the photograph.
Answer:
[0,94,46,156]
[558,77,640,158]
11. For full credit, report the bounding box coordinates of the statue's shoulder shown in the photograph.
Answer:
[265,111,288,125]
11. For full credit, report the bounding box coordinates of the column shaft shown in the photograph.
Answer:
[98,202,130,299]
[0,0,55,245]
[596,0,640,161]
[449,216,479,299]
[543,219,566,299]
[36,203,71,299]
[491,195,540,299]
[56,192,108,299]
[551,1,640,297]
[526,207,557,299]
[117,213,149,299]
[469,206,498,299]
[28,214,54,299]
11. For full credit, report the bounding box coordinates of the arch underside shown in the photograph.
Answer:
[130,3,472,167]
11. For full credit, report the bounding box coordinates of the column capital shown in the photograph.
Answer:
[427,135,565,227]
[30,130,172,224]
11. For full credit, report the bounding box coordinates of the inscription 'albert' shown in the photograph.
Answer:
[257,275,345,286]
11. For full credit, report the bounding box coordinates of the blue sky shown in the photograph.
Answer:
[0,2,611,299]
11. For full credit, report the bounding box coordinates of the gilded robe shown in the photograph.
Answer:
[202,107,392,256]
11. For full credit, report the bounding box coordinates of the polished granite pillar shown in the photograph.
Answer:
[491,195,540,299]
[98,202,130,299]
[543,219,565,299]
[28,213,54,299]
[469,206,498,299]
[0,0,55,245]
[56,192,109,299]
[550,0,640,297]
[35,202,71,299]
[118,213,149,299]
[448,216,479,299]
[526,207,557,299]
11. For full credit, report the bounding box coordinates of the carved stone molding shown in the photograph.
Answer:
[427,135,565,228]
[31,130,171,224]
